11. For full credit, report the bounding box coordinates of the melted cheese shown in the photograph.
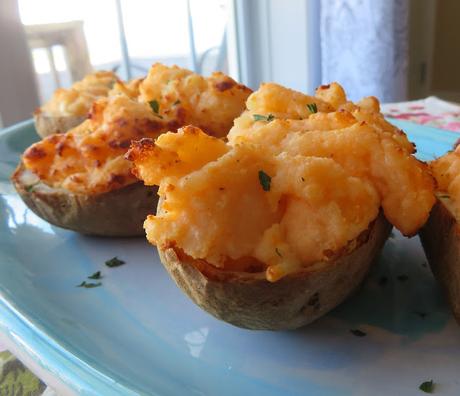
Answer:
[139,63,252,137]
[23,64,251,194]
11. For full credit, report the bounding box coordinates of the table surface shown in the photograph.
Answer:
[2,96,460,395]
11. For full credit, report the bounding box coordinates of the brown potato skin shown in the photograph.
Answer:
[420,199,460,324]
[34,111,86,138]
[159,211,391,330]
[11,163,157,237]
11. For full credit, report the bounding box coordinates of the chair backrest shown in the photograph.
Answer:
[25,21,93,87]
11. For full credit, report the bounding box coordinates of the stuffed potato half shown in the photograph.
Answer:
[128,82,435,329]
[13,64,251,236]
[420,149,460,324]
[160,210,390,330]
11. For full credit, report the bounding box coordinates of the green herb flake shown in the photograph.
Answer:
[76,281,102,288]
[307,103,318,113]
[253,114,275,122]
[350,329,366,337]
[419,380,434,393]
[258,170,271,192]
[438,193,450,199]
[88,271,102,280]
[149,99,160,114]
[25,183,39,192]
[105,256,125,268]
[275,247,282,257]
[378,276,388,287]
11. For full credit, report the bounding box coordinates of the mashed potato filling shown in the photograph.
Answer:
[130,127,380,281]
[129,83,435,281]
[139,63,252,137]
[229,84,434,236]
[41,71,118,117]
[23,64,251,194]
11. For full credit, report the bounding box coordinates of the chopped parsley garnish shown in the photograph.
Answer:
[275,247,282,257]
[253,114,275,122]
[378,276,388,286]
[258,170,271,191]
[173,99,181,105]
[25,183,39,192]
[109,78,117,89]
[307,103,318,113]
[419,380,434,393]
[88,271,102,280]
[350,329,366,337]
[149,99,160,114]
[105,257,125,268]
[308,292,320,306]
[77,281,102,288]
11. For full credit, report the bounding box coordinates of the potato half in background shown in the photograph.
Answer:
[34,70,120,138]
[128,82,435,330]
[12,63,252,236]
[420,148,460,324]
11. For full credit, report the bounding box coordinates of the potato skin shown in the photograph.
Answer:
[419,199,460,324]
[159,211,391,330]
[11,163,157,236]
[34,111,86,138]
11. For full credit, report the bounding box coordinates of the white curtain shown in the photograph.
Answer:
[320,0,409,103]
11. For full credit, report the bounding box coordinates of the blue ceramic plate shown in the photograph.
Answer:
[1,119,460,396]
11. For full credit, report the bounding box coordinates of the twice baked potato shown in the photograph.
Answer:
[12,163,156,236]
[13,64,252,236]
[34,71,118,138]
[419,197,460,323]
[128,83,434,329]
[420,148,460,323]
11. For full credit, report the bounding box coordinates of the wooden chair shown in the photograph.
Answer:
[25,21,92,89]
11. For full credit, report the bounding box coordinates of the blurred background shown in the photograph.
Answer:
[0,0,456,127]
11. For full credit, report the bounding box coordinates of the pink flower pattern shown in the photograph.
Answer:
[383,102,460,132]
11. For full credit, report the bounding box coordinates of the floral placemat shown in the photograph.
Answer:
[0,350,53,395]
[1,96,459,395]
[381,96,460,132]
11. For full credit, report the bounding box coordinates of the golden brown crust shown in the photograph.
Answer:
[11,162,157,236]
[33,111,86,138]
[158,211,391,330]
[419,199,460,324]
